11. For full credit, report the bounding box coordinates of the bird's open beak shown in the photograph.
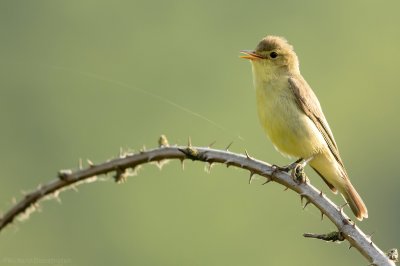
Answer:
[240,50,263,60]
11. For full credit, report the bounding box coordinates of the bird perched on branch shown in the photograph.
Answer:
[241,36,368,220]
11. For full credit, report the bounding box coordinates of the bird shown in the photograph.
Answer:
[241,35,368,220]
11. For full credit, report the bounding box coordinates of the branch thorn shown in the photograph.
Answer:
[87,159,94,167]
[140,145,146,153]
[300,193,307,205]
[366,232,375,241]
[114,167,127,183]
[244,149,251,159]
[78,158,83,170]
[303,199,311,210]
[205,162,213,173]
[262,177,272,185]
[208,140,216,148]
[225,141,233,151]
[224,160,233,168]
[248,172,255,184]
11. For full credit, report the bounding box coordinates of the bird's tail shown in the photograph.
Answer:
[340,180,368,221]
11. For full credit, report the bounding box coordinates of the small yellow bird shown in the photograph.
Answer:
[241,36,368,220]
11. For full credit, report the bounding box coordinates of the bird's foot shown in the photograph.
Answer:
[290,156,313,183]
[292,163,307,183]
[272,158,303,173]
[272,157,313,183]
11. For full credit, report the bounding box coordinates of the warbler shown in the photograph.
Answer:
[241,36,368,220]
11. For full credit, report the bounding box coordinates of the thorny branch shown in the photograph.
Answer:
[0,137,397,266]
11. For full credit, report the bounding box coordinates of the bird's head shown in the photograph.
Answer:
[241,36,300,77]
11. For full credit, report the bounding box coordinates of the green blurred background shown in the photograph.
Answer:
[1,1,399,265]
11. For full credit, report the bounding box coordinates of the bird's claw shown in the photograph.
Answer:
[272,157,310,183]
[271,164,292,173]
[272,158,303,173]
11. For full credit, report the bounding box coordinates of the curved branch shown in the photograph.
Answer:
[0,144,396,266]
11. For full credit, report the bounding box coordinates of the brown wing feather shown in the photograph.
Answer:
[288,76,346,174]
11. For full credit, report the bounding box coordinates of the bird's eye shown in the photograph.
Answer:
[269,52,278,58]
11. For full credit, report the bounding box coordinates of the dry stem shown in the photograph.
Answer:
[0,144,396,266]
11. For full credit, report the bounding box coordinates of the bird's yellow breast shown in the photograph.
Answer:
[255,77,325,158]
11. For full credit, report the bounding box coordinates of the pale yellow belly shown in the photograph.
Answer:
[256,85,325,159]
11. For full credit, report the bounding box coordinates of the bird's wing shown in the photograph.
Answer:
[288,76,346,171]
